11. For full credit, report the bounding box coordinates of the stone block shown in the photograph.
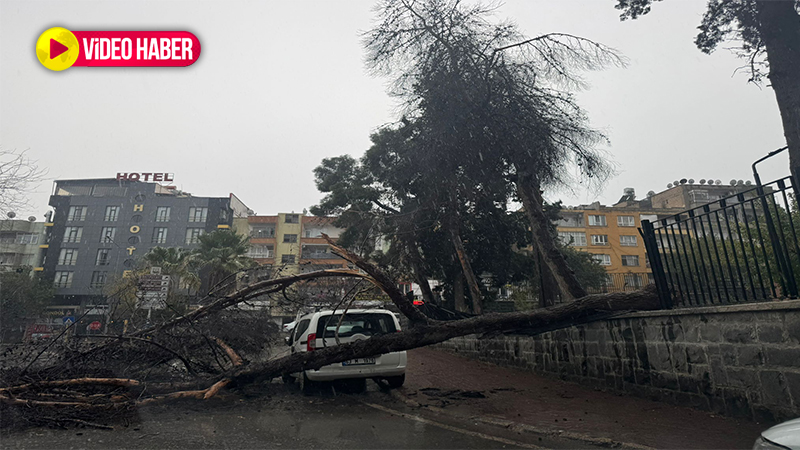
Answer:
[765,347,800,368]
[686,345,708,364]
[651,371,679,390]
[650,344,672,371]
[757,324,785,344]
[726,368,758,389]
[643,325,662,342]
[787,317,800,344]
[678,374,701,393]
[723,324,756,344]
[702,323,723,342]
[759,371,792,408]
[719,344,738,365]
[784,371,800,407]
[737,346,764,366]
[672,344,688,372]
[634,368,651,385]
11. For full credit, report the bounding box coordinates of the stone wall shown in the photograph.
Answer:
[435,300,800,422]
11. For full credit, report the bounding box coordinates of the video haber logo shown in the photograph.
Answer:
[36,27,201,71]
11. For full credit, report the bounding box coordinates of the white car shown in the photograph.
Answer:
[285,309,407,392]
[754,417,800,449]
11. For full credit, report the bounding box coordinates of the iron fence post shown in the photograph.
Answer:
[641,220,673,309]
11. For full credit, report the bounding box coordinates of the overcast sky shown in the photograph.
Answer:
[0,0,790,219]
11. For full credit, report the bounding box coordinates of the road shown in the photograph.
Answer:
[2,382,608,449]
[1,347,772,449]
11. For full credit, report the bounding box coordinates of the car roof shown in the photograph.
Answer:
[297,309,394,321]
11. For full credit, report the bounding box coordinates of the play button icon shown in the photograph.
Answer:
[36,27,80,71]
[50,38,69,59]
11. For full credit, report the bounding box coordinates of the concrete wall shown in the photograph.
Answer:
[436,301,800,422]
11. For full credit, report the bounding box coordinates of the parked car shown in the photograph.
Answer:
[285,309,406,392]
[754,417,800,449]
[282,320,296,333]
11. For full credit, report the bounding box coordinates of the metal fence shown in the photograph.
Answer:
[641,175,800,308]
[585,272,654,295]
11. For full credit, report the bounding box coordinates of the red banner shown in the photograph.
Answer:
[72,31,201,67]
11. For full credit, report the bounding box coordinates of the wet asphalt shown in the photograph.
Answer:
[1,381,602,449]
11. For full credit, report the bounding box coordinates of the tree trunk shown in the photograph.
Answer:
[230,285,659,386]
[756,1,800,180]
[536,248,559,308]
[453,273,467,312]
[448,221,483,314]
[516,172,587,301]
[402,234,437,305]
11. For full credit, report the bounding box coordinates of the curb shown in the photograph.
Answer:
[389,388,656,450]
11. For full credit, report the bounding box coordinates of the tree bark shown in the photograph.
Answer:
[516,172,587,301]
[756,1,800,180]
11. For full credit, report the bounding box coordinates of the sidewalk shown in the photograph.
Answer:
[397,348,772,449]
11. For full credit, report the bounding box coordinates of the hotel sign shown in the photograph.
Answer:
[116,172,174,182]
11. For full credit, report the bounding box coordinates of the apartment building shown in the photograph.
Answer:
[0,219,47,272]
[246,213,348,274]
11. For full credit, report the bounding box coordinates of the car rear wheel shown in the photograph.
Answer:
[385,374,405,388]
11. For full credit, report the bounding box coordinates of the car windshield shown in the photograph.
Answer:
[315,313,396,338]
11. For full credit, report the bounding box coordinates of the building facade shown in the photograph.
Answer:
[557,180,758,292]
[246,213,347,274]
[39,178,249,310]
[0,219,47,272]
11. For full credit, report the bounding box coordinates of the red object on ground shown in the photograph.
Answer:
[88,321,102,331]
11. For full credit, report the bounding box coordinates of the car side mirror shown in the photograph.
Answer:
[285,336,292,346]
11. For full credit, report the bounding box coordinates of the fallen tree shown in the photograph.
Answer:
[0,236,658,428]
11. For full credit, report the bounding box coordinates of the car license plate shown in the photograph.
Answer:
[342,358,376,366]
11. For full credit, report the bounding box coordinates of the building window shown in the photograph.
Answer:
[617,215,635,227]
[63,226,83,243]
[185,228,204,244]
[592,254,612,266]
[188,207,208,223]
[285,214,299,224]
[220,208,230,222]
[54,271,73,288]
[247,244,274,258]
[58,248,77,265]
[100,227,116,243]
[620,235,638,247]
[250,225,275,238]
[152,227,168,244]
[155,206,171,222]
[283,234,298,243]
[104,206,120,221]
[624,273,643,288]
[96,248,111,266]
[588,215,607,226]
[67,206,87,221]
[281,254,295,264]
[591,234,608,246]
[90,271,107,289]
[16,234,39,245]
[558,231,586,247]
[621,255,640,266]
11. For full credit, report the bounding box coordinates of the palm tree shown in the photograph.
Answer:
[143,246,200,293]
[191,230,256,293]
